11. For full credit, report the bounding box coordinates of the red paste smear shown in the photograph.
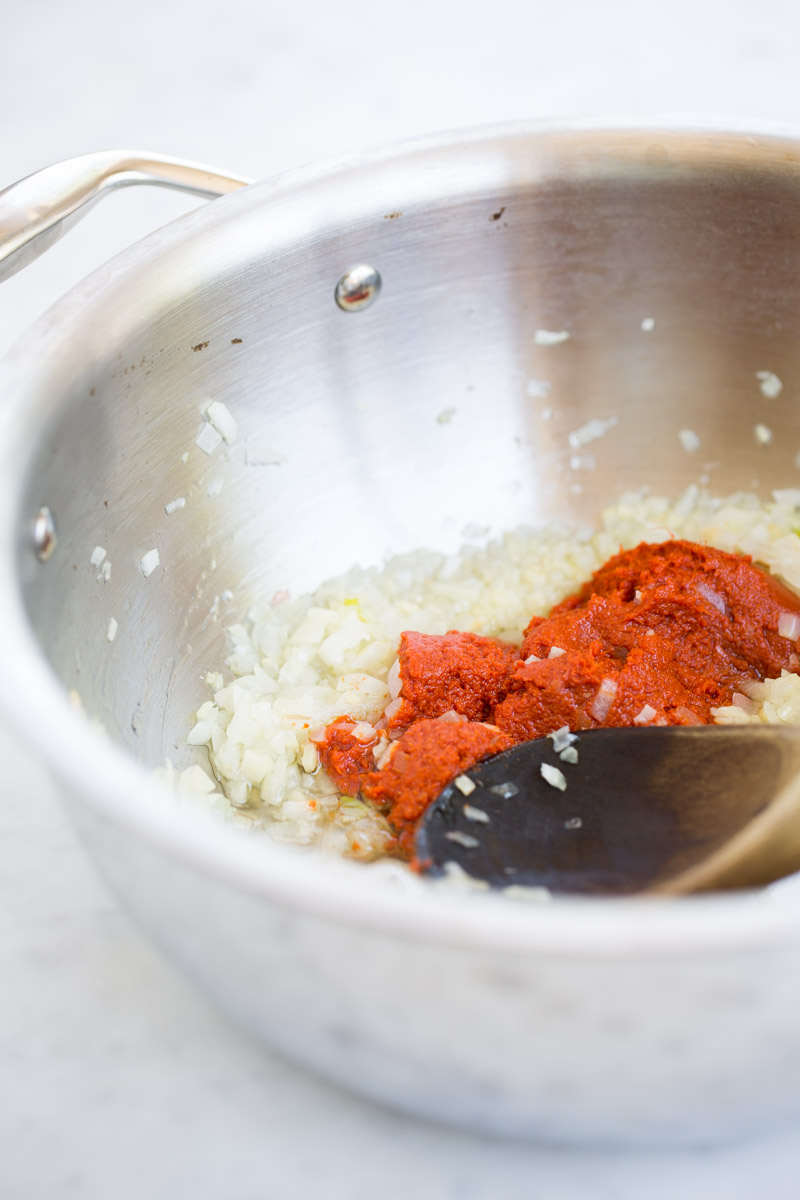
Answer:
[364,720,512,858]
[311,720,382,795]
[313,539,800,857]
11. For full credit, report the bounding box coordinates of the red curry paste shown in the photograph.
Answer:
[312,539,800,857]
[361,719,513,857]
[387,631,519,729]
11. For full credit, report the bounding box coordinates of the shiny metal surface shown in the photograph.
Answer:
[334,262,382,310]
[4,126,800,1143]
[15,125,800,763]
[0,150,251,282]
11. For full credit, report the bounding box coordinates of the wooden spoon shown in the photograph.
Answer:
[414,725,800,895]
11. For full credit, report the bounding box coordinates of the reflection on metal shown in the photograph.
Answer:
[334,264,382,312]
[33,506,56,561]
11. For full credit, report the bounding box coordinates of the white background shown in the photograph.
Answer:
[3,1,800,1195]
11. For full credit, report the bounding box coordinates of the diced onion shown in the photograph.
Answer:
[351,722,376,742]
[696,581,729,616]
[567,416,617,449]
[548,725,577,752]
[489,781,519,799]
[534,329,569,345]
[778,612,800,641]
[384,698,403,721]
[590,677,618,721]
[437,709,468,723]
[195,422,222,455]
[454,774,476,796]
[541,763,567,790]
[373,738,395,769]
[463,804,490,823]
[678,429,701,453]
[711,704,751,725]
[205,400,238,443]
[756,370,783,399]
[674,706,703,725]
[633,704,657,725]
[387,658,402,700]
[300,743,318,773]
[140,548,160,578]
[444,830,480,849]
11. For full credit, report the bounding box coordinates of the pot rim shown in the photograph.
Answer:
[3,119,800,958]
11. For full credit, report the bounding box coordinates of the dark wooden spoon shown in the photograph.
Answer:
[414,725,800,895]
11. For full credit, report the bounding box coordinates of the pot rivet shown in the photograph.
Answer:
[33,506,57,562]
[335,264,382,312]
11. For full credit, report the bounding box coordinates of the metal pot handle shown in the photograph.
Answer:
[0,150,252,283]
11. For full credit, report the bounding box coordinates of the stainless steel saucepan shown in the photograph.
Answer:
[2,127,800,1146]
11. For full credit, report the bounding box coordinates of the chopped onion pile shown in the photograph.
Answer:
[181,485,800,867]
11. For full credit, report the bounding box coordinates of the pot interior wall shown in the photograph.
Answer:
[15,133,800,768]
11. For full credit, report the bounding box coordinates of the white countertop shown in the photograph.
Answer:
[5,1,800,1194]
